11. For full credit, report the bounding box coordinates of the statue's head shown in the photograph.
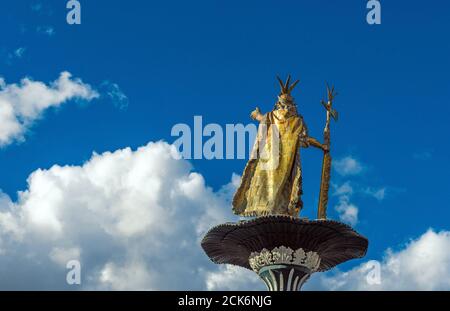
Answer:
[274,75,299,117]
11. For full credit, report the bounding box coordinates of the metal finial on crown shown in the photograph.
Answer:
[276,75,300,96]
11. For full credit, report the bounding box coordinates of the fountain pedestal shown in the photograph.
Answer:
[201,215,368,291]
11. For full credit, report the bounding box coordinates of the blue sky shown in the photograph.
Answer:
[0,1,449,290]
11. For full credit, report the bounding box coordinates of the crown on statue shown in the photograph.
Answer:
[276,75,299,107]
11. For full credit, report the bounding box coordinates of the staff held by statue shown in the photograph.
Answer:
[317,84,338,219]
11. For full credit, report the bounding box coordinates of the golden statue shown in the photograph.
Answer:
[202,79,367,292]
[232,75,337,218]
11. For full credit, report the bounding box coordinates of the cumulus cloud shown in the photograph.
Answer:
[310,229,450,291]
[50,247,81,267]
[0,141,237,290]
[0,143,447,290]
[206,228,450,291]
[207,228,450,291]
[333,156,363,176]
[205,265,262,291]
[0,71,98,147]
[98,260,153,291]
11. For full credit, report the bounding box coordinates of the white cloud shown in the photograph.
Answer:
[0,71,98,147]
[333,182,358,226]
[49,247,81,267]
[100,81,129,110]
[205,265,263,291]
[364,187,386,201]
[334,181,353,196]
[98,260,153,291]
[333,156,363,176]
[1,143,447,290]
[335,198,358,226]
[208,228,450,291]
[310,229,450,290]
[331,155,385,224]
[0,141,235,290]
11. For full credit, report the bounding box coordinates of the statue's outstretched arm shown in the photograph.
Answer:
[306,137,329,152]
[250,107,264,122]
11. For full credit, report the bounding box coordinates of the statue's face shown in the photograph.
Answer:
[277,94,293,108]
[275,94,296,118]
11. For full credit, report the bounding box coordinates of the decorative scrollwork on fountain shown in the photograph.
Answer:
[249,246,321,273]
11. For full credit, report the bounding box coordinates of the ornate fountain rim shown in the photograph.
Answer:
[201,215,368,272]
[249,246,321,273]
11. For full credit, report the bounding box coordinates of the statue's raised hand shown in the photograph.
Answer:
[250,107,264,121]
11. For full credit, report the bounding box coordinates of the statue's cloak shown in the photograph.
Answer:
[232,111,309,217]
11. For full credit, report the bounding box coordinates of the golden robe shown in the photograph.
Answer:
[232,111,309,217]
